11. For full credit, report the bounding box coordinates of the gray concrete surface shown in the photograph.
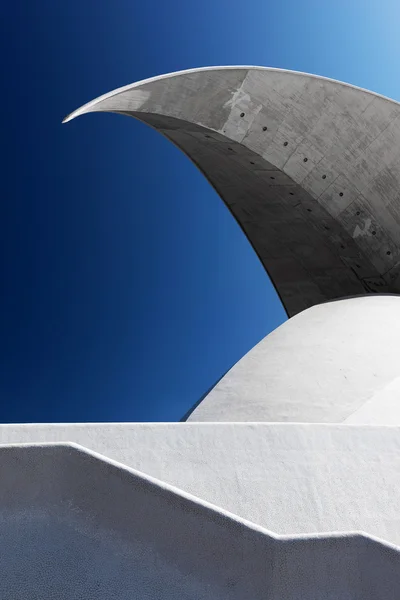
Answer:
[1,423,400,547]
[1,442,399,599]
[65,66,400,316]
[188,295,400,422]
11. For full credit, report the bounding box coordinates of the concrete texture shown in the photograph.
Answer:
[1,422,400,547]
[188,295,400,422]
[1,442,400,599]
[65,66,400,316]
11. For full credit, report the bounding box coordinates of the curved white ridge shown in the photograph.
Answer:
[188,296,400,423]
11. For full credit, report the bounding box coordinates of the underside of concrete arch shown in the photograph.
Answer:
[65,66,400,316]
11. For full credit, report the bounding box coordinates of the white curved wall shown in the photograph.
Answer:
[188,295,400,423]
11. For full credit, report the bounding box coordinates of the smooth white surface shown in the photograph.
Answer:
[189,296,400,423]
[344,376,400,424]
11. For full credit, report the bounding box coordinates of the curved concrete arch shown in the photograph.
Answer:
[65,66,400,316]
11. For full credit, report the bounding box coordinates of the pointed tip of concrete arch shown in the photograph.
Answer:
[61,66,216,123]
[61,86,121,123]
[62,111,80,124]
[61,66,230,123]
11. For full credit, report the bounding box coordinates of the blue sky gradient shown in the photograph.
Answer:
[1,1,400,421]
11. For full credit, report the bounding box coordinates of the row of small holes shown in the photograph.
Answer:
[209,131,392,259]
[222,132,338,210]
[217,135,336,199]
[217,140,332,194]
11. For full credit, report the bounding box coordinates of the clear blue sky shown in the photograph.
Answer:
[1,1,400,422]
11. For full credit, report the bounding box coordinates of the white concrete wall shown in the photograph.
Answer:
[1,443,399,599]
[0,444,272,599]
[1,422,400,548]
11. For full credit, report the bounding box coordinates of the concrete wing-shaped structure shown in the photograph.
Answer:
[65,66,400,316]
